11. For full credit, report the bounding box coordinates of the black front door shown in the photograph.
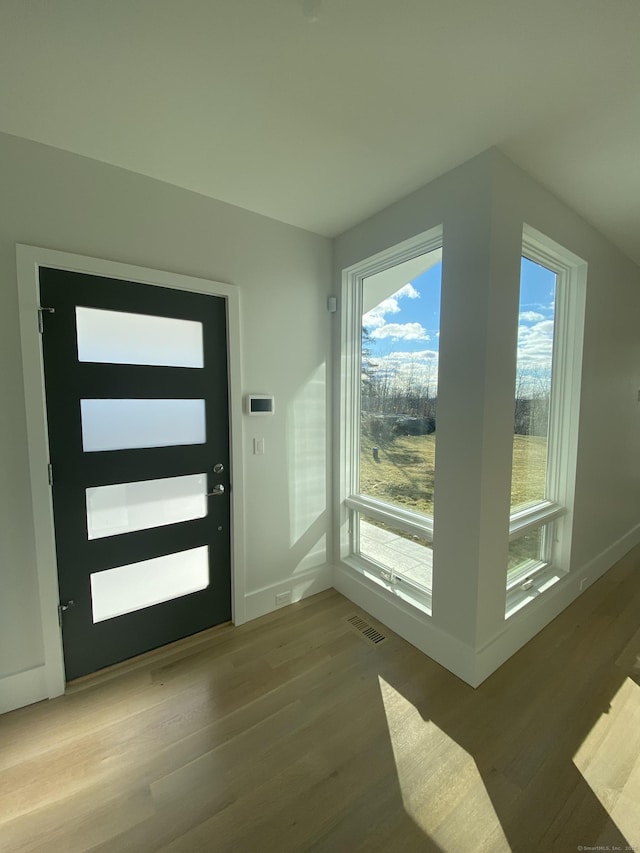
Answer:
[40,267,232,680]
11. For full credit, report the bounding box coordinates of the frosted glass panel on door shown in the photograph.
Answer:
[90,546,209,623]
[86,473,207,539]
[76,307,204,368]
[81,399,206,451]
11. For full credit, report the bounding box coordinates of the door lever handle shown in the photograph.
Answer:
[207,484,225,497]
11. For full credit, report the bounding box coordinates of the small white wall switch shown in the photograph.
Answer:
[253,437,265,455]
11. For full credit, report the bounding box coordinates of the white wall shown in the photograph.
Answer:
[3,133,638,708]
[0,132,333,712]
[333,148,640,685]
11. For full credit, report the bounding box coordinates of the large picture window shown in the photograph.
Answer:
[506,227,587,609]
[340,228,442,611]
[339,225,585,620]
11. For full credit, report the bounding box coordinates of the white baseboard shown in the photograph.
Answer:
[578,522,640,586]
[243,564,334,623]
[334,565,478,686]
[5,528,636,714]
[0,665,48,715]
[474,522,640,684]
[0,565,333,714]
[335,523,640,689]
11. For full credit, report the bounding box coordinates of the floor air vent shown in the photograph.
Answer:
[345,614,387,645]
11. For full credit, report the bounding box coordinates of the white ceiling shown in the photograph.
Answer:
[2,0,639,264]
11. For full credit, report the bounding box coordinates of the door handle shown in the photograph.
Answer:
[207,484,225,497]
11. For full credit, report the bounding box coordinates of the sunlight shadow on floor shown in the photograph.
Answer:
[378,675,511,851]
[573,676,640,846]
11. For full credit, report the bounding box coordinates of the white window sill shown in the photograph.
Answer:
[505,566,561,619]
[342,555,432,617]
[346,494,433,541]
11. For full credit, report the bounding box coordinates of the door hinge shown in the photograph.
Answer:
[47,463,54,486]
[37,306,55,334]
[58,599,75,626]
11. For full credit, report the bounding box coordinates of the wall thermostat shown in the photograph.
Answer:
[246,394,275,415]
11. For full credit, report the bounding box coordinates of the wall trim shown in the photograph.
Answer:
[0,666,48,715]
[474,521,640,684]
[16,244,246,705]
[334,564,478,686]
[335,522,640,689]
[576,522,640,586]
[244,564,334,623]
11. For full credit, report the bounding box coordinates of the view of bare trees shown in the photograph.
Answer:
[513,366,551,437]
[359,329,551,558]
[362,329,551,444]
[361,328,437,443]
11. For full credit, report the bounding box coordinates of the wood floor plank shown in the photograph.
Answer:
[1,544,639,852]
[1,783,155,853]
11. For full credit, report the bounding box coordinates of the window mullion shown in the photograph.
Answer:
[508,500,565,540]
[346,493,434,541]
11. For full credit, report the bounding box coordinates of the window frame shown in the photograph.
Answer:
[339,226,443,609]
[506,226,587,606]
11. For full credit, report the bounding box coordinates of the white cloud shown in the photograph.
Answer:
[383,349,439,362]
[516,319,555,374]
[372,349,440,390]
[363,297,400,329]
[371,322,429,341]
[519,310,545,323]
[395,283,420,299]
[362,282,420,329]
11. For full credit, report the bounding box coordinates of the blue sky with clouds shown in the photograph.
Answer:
[516,258,556,381]
[363,257,556,393]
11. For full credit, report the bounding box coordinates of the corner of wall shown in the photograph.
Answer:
[0,666,49,715]
[243,563,334,623]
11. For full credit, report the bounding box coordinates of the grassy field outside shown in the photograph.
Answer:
[359,431,549,573]
[360,433,437,515]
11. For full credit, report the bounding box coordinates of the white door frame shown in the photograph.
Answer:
[17,244,246,698]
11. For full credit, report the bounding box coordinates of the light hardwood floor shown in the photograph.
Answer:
[1,546,640,852]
